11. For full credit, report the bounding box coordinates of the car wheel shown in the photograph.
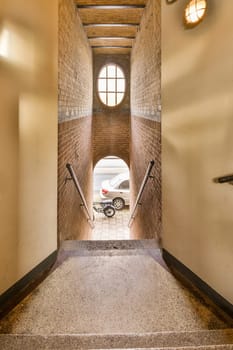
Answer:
[103,205,115,218]
[113,197,125,210]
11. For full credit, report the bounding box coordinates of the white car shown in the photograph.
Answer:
[100,172,130,210]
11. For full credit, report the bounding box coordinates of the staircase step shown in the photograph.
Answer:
[0,329,233,350]
[60,239,159,251]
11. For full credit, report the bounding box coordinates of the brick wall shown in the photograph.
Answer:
[93,54,130,166]
[130,0,161,240]
[131,0,161,121]
[58,0,93,241]
[130,117,161,239]
[59,0,92,123]
[58,118,93,241]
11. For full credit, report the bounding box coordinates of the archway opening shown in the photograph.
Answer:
[91,156,130,240]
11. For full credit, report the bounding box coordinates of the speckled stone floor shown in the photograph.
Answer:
[0,244,232,336]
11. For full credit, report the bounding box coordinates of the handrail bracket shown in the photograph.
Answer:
[214,174,233,185]
[65,176,72,184]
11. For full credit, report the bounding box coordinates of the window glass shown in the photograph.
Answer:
[117,68,124,78]
[108,79,116,92]
[107,93,116,106]
[117,79,125,92]
[99,66,107,78]
[98,64,125,107]
[117,93,124,105]
[98,79,106,91]
[107,65,116,78]
[110,176,120,187]
[119,180,129,189]
[99,93,106,105]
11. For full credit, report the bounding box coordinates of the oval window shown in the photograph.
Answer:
[98,64,125,107]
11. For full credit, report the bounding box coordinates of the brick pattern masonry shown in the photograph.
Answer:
[131,0,161,122]
[130,0,161,240]
[58,0,93,240]
[59,0,92,122]
[58,0,161,241]
[93,54,130,167]
[130,117,161,240]
[58,118,93,241]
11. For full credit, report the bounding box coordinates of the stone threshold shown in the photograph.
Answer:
[60,239,160,251]
[0,329,233,349]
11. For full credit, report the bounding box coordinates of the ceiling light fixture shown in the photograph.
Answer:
[165,0,178,4]
[184,0,207,28]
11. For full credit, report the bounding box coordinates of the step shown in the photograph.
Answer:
[60,239,160,251]
[0,329,233,350]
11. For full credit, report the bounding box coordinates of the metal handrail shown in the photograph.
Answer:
[66,163,95,229]
[128,160,155,228]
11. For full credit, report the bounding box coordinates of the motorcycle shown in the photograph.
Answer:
[93,200,116,218]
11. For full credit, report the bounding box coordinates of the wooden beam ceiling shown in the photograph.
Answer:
[89,38,133,47]
[85,25,138,38]
[93,47,132,54]
[76,0,148,54]
[78,8,143,25]
[78,5,146,9]
[75,0,147,5]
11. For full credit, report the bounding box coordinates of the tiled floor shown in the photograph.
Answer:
[90,206,130,240]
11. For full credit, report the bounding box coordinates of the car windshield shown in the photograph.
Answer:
[109,173,128,187]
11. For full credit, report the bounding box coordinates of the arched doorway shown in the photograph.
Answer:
[91,156,130,240]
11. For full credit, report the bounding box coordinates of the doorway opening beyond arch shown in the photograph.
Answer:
[91,156,130,240]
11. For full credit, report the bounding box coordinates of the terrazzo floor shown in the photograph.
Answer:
[0,245,231,335]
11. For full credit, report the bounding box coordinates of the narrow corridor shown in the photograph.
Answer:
[1,0,233,349]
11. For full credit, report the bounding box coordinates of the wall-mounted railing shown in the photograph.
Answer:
[128,160,155,228]
[66,163,94,229]
[214,174,233,185]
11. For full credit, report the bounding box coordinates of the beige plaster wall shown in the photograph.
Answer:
[0,0,58,294]
[162,0,233,303]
